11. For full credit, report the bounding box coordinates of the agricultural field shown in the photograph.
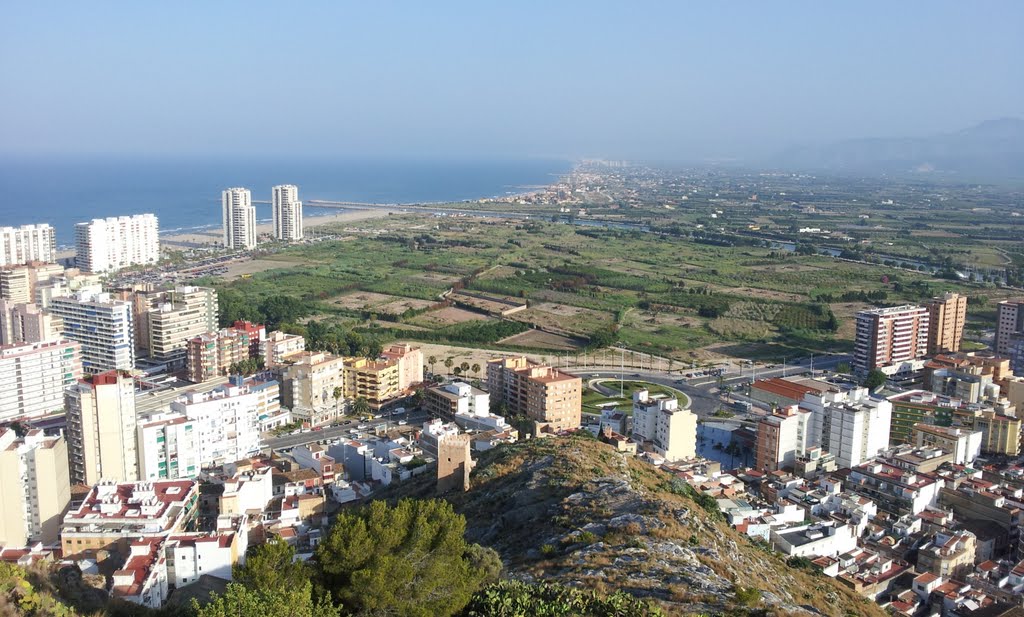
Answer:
[207,197,1015,364]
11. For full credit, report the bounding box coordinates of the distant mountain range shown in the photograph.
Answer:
[774,118,1024,181]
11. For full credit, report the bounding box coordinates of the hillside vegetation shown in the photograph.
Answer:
[383,434,887,617]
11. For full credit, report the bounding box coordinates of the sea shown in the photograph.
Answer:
[0,155,572,247]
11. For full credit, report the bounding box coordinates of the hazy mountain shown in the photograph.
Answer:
[775,118,1024,180]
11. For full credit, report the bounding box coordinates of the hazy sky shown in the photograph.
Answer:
[2,1,1021,161]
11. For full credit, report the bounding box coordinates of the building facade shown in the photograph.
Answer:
[0,224,56,266]
[853,305,929,377]
[281,352,346,426]
[222,188,256,250]
[0,339,82,422]
[0,428,71,547]
[74,214,160,273]
[51,290,135,373]
[926,292,967,355]
[272,184,303,242]
[631,389,697,462]
[344,357,401,411]
[166,380,272,469]
[487,356,582,433]
[755,405,811,472]
[379,343,423,390]
[65,371,139,486]
[995,300,1024,357]
[140,286,218,368]
[262,330,305,367]
[0,299,62,345]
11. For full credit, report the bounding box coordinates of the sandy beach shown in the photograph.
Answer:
[160,208,398,248]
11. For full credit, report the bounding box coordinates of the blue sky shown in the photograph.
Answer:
[1,1,1021,161]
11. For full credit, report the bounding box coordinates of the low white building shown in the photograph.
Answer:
[219,466,273,516]
[165,531,245,588]
[771,521,858,558]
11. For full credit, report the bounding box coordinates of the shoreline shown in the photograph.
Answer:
[159,209,399,248]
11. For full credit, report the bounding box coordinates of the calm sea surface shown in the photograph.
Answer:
[0,156,571,245]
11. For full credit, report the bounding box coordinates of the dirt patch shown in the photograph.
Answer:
[330,291,436,315]
[411,306,491,328]
[218,258,295,280]
[498,329,588,350]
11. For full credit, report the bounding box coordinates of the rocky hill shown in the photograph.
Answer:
[385,433,887,617]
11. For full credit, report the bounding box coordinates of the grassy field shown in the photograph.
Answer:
[582,380,690,415]
[208,211,1010,364]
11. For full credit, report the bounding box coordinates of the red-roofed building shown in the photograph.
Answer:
[60,480,199,561]
[110,538,168,609]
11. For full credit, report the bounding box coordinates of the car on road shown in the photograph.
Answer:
[343,420,353,425]
[398,420,407,425]
[357,424,368,430]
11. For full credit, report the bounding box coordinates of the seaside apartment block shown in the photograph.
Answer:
[486,356,582,433]
[75,214,160,273]
[0,224,56,267]
[222,188,256,250]
[272,184,303,242]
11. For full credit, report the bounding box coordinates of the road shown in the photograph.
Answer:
[579,353,851,420]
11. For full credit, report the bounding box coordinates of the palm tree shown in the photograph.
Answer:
[428,355,437,374]
[471,363,481,378]
[333,386,344,417]
[353,397,371,418]
[444,357,454,374]
[460,361,470,376]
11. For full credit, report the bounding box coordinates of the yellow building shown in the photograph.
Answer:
[344,357,401,410]
[380,343,424,390]
[487,356,582,433]
[926,292,968,355]
[972,409,1021,456]
[281,351,346,426]
[0,428,71,547]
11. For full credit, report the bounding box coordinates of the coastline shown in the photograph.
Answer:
[159,208,398,248]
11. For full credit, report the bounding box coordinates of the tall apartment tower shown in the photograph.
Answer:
[0,224,56,266]
[996,300,1024,376]
[995,300,1024,356]
[50,290,135,374]
[852,305,929,376]
[272,185,303,242]
[0,428,71,547]
[222,188,256,250]
[75,214,160,273]
[65,371,138,486]
[926,292,968,355]
[139,286,219,368]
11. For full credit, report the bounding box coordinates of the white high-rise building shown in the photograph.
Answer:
[166,380,271,469]
[74,214,160,273]
[65,370,139,486]
[138,378,278,480]
[853,305,929,377]
[222,188,256,250]
[0,339,82,422]
[272,185,303,242]
[50,289,135,373]
[802,387,892,469]
[0,224,56,266]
